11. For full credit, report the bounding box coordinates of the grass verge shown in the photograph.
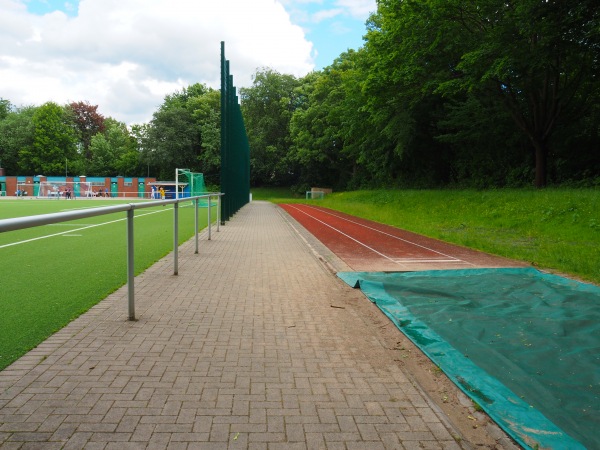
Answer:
[258,187,600,285]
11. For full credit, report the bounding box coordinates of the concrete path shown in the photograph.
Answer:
[1,201,493,449]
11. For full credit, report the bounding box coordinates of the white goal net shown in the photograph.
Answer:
[37,181,96,199]
[15,183,33,196]
[305,190,325,200]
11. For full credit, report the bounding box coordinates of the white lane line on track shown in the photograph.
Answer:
[0,209,168,250]
[292,204,474,265]
[392,259,465,263]
[285,204,400,264]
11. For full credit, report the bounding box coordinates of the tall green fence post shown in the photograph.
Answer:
[220,41,250,223]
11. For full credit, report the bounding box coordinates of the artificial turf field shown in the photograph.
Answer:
[0,198,216,371]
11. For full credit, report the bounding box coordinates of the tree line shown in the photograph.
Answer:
[242,0,600,190]
[2,0,599,189]
[0,83,221,184]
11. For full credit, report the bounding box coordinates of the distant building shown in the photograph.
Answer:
[0,173,157,198]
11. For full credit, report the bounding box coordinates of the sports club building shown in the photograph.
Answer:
[0,170,157,198]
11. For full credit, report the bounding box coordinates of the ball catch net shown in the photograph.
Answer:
[176,169,207,198]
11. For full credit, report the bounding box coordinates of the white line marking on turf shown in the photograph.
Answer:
[46,223,99,227]
[0,209,168,249]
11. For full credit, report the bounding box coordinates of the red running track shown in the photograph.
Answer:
[279,204,526,272]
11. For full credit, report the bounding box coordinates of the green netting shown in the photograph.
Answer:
[338,268,599,450]
[177,169,216,207]
[178,170,207,197]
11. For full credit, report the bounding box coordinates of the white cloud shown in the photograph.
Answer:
[312,8,343,23]
[335,0,375,19]
[0,0,315,125]
[282,0,374,23]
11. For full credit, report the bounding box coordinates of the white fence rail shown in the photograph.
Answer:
[0,194,223,320]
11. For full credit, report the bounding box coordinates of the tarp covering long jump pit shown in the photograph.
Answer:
[338,268,599,449]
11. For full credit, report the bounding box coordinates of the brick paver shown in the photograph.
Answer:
[1,201,465,449]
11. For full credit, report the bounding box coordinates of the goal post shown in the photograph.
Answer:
[176,168,207,199]
[36,181,95,199]
[15,182,33,197]
[305,190,325,200]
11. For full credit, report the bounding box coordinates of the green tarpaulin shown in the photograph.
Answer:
[338,268,599,449]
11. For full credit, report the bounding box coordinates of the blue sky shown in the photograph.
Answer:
[282,0,374,68]
[2,0,376,124]
[24,0,78,16]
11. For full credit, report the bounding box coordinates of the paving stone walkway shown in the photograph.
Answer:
[1,201,467,449]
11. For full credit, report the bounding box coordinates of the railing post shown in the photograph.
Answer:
[0,194,223,320]
[127,208,135,321]
[194,198,199,254]
[208,195,212,241]
[173,202,179,275]
[217,195,221,231]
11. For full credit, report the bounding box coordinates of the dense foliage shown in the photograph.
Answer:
[139,84,221,181]
[239,69,303,186]
[240,0,600,190]
[0,100,143,178]
[1,0,598,188]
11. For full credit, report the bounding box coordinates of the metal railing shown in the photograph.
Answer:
[0,193,223,320]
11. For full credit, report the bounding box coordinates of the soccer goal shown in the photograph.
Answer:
[15,183,33,197]
[305,190,325,200]
[37,181,95,199]
[176,168,207,199]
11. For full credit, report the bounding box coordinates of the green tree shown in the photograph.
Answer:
[0,105,36,175]
[131,123,153,177]
[365,0,600,187]
[0,98,11,120]
[110,120,143,176]
[189,89,221,185]
[68,101,106,162]
[240,69,302,186]
[88,133,114,176]
[18,102,79,175]
[146,105,198,179]
[142,84,215,180]
[88,118,141,176]
[290,52,369,189]
[437,94,530,187]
